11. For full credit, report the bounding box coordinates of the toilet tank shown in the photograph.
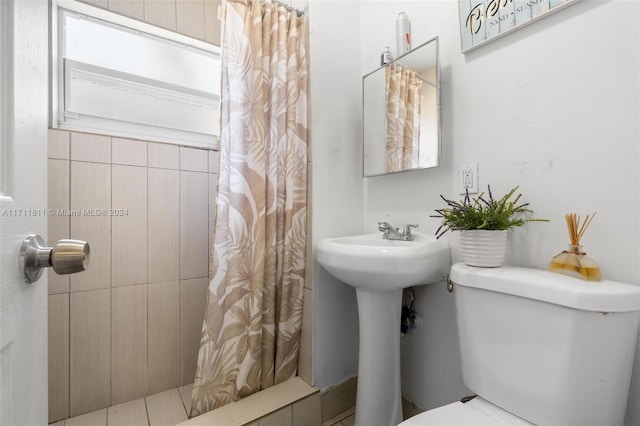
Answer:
[450,263,640,426]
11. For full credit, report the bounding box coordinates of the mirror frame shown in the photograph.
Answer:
[362,36,441,178]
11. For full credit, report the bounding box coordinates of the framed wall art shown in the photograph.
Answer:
[459,0,582,53]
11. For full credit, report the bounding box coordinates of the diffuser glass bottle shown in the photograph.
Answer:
[549,244,602,281]
[548,213,601,281]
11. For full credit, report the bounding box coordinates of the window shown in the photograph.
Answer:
[51,0,220,148]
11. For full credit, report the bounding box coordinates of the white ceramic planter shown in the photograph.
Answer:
[459,230,508,267]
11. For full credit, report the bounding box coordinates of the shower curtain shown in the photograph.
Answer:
[190,0,307,417]
[385,64,422,173]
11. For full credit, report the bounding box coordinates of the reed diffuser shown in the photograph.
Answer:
[549,213,601,281]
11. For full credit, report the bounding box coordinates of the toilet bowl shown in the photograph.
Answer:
[400,263,640,426]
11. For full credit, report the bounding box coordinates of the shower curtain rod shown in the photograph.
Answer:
[272,0,304,17]
[225,0,304,17]
[413,72,436,88]
[391,62,436,88]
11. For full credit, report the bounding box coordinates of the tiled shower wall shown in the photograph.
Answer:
[78,0,221,46]
[47,130,218,422]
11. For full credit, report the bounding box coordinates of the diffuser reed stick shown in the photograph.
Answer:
[549,212,601,281]
[564,213,596,249]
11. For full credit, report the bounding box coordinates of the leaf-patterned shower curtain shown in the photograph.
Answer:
[385,64,422,173]
[190,0,307,416]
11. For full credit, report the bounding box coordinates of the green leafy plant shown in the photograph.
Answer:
[431,185,548,239]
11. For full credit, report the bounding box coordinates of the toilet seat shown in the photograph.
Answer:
[399,397,534,426]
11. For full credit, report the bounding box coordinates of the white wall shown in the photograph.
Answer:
[308,0,363,391]
[359,0,640,424]
[308,1,640,423]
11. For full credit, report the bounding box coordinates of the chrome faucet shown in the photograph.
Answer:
[377,222,418,241]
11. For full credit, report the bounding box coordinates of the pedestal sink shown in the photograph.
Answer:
[317,232,450,426]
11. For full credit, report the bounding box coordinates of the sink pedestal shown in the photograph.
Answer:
[355,288,403,426]
[316,232,450,426]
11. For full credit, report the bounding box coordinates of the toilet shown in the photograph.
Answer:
[401,263,640,426]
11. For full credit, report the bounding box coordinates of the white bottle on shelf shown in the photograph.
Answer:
[396,12,411,57]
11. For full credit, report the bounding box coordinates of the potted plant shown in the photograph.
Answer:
[431,185,547,267]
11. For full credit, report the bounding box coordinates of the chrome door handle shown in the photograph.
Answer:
[19,234,90,284]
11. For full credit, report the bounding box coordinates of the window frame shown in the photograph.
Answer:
[50,0,221,148]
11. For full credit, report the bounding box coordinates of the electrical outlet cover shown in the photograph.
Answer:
[459,163,478,194]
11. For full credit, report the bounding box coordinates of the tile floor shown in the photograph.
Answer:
[323,407,355,426]
[323,398,423,426]
[50,384,193,426]
[55,385,357,426]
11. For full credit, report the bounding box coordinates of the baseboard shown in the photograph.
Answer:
[320,377,357,423]
[318,377,425,424]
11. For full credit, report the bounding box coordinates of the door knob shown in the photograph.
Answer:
[19,234,90,284]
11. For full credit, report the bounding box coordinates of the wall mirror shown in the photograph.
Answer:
[363,36,440,177]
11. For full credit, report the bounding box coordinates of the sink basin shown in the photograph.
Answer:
[317,231,451,426]
[317,232,450,291]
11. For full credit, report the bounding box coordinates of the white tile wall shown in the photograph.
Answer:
[148,281,180,394]
[70,289,111,416]
[70,161,111,292]
[180,171,209,279]
[77,0,221,45]
[143,0,177,31]
[48,294,70,421]
[180,147,208,172]
[112,138,147,167]
[71,133,111,163]
[48,129,70,160]
[108,0,144,20]
[204,0,221,45]
[112,165,148,287]
[179,277,208,385]
[80,0,108,8]
[48,159,70,294]
[208,150,219,174]
[148,168,180,282]
[111,285,148,404]
[149,142,180,170]
[48,0,223,419]
[48,129,218,422]
[176,0,205,40]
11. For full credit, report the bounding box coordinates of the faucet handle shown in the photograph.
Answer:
[378,221,395,232]
[402,224,419,235]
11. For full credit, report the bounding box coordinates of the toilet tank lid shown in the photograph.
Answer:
[450,263,640,312]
